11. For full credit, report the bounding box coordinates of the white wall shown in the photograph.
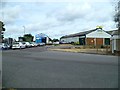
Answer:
[111,34,120,53]
[61,37,79,43]
[86,30,111,38]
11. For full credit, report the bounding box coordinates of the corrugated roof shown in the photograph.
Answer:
[60,28,118,39]
[112,30,120,35]
[60,29,97,38]
[106,30,120,35]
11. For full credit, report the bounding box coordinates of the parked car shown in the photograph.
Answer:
[29,42,38,47]
[53,41,59,45]
[1,43,10,50]
[33,42,38,47]
[21,42,27,48]
[39,43,45,46]
[29,42,35,47]
[25,42,32,48]
[7,44,11,49]
[12,42,26,49]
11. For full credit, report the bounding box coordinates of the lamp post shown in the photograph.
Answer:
[23,26,25,35]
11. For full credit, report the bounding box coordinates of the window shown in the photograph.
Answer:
[105,38,110,45]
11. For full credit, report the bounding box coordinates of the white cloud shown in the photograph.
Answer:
[2,1,117,40]
[0,5,22,25]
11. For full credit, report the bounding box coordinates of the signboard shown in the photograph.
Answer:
[96,26,103,29]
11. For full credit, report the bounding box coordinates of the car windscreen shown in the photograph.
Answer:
[13,42,19,44]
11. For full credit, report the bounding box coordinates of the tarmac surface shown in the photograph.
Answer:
[2,46,118,88]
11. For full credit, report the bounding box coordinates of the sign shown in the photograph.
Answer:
[96,26,103,28]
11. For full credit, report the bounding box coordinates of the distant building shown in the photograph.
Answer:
[35,33,51,44]
[4,38,13,48]
[60,27,111,46]
[18,37,24,42]
[110,30,120,54]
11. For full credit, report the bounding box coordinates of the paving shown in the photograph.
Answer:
[48,45,116,56]
[2,46,118,88]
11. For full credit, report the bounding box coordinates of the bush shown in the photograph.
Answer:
[101,45,105,48]
[72,42,80,45]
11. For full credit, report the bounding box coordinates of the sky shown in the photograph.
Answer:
[0,0,118,40]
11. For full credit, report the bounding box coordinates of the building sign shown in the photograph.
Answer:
[96,26,103,29]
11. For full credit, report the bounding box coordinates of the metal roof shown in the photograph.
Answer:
[60,29,98,38]
[60,28,119,39]
[106,30,120,35]
[112,30,120,35]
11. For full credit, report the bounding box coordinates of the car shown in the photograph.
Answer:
[29,42,38,47]
[12,42,26,49]
[33,42,38,47]
[53,41,59,45]
[39,43,45,46]
[25,42,32,48]
[6,44,11,49]
[1,43,9,50]
[29,42,35,47]
[21,42,27,48]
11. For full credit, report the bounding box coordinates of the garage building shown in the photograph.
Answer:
[35,33,51,44]
[60,27,111,46]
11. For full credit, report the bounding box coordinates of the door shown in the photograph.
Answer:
[79,38,85,45]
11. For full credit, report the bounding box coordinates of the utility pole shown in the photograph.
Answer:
[23,26,25,35]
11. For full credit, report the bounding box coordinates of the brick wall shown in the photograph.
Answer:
[86,38,103,46]
[86,38,95,45]
[96,38,103,45]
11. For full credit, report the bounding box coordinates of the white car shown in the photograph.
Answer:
[12,42,26,49]
[33,42,38,47]
[30,42,38,47]
[29,42,35,47]
[21,42,27,47]
[39,43,45,46]
[25,42,32,48]
[53,42,59,45]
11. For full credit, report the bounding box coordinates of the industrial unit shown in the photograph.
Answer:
[35,33,51,44]
[60,27,111,46]
[111,30,120,54]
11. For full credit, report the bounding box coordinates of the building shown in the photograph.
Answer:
[3,38,13,48]
[18,37,24,42]
[60,27,111,47]
[110,30,120,54]
[35,33,51,44]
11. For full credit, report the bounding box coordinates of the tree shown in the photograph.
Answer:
[114,0,120,30]
[52,38,59,42]
[23,34,34,42]
[0,21,5,42]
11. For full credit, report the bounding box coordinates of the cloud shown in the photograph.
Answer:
[49,2,92,22]
[1,5,22,25]
[2,1,117,40]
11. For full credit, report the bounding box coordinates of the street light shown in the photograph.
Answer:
[23,26,25,35]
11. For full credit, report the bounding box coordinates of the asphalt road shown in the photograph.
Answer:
[2,46,118,88]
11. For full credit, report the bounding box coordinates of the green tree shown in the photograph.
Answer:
[114,0,120,29]
[52,38,59,42]
[0,21,5,42]
[23,34,34,42]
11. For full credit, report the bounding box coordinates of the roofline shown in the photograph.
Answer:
[60,28,98,39]
[60,28,113,39]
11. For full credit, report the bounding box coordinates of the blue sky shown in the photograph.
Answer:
[0,0,117,40]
